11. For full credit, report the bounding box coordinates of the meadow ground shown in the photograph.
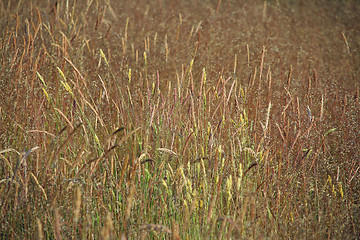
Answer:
[0,0,359,239]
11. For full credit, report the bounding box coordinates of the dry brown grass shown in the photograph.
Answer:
[0,0,359,239]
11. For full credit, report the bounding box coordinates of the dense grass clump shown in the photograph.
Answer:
[1,0,359,239]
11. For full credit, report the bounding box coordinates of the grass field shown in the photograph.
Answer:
[0,0,359,239]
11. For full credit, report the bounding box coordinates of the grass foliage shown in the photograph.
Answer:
[1,0,359,239]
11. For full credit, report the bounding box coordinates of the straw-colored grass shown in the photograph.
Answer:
[1,0,359,239]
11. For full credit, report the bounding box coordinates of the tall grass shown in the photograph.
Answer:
[1,0,359,239]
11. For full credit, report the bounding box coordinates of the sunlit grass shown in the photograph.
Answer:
[0,0,359,239]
